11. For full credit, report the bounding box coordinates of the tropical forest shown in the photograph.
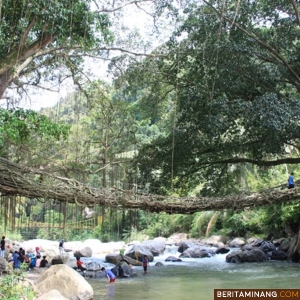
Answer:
[1,0,300,244]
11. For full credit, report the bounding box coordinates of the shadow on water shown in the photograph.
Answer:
[87,248,300,300]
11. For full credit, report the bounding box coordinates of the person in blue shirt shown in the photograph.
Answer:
[12,251,21,269]
[101,267,116,283]
[288,172,295,189]
[29,253,36,268]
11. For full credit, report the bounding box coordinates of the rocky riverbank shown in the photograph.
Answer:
[1,231,300,299]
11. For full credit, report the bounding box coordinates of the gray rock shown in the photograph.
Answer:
[180,246,215,258]
[125,245,154,262]
[226,248,267,263]
[36,289,69,300]
[35,264,93,300]
[228,238,246,248]
[165,255,182,262]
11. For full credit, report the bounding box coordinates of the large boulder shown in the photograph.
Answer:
[268,250,288,261]
[241,244,254,251]
[35,264,93,300]
[140,238,166,256]
[228,238,246,248]
[125,245,154,262]
[51,254,69,265]
[105,253,120,265]
[178,241,197,253]
[165,256,182,262]
[105,253,142,266]
[74,247,92,258]
[260,241,276,253]
[252,238,264,247]
[111,263,134,278]
[226,249,267,263]
[180,246,215,258]
[36,289,69,300]
[215,247,230,254]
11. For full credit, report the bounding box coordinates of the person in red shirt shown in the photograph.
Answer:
[76,256,87,272]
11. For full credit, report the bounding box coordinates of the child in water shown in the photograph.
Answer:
[142,255,149,274]
[101,267,116,283]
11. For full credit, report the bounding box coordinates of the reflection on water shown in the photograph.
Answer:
[87,249,300,300]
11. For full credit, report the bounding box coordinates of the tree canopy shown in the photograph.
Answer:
[116,0,300,195]
[2,0,300,241]
[0,0,173,103]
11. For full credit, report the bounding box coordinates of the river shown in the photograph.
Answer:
[86,247,300,300]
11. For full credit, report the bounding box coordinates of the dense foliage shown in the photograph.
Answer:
[1,0,300,242]
[0,263,37,299]
[116,0,300,197]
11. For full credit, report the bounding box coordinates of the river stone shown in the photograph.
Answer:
[140,238,166,256]
[241,244,253,251]
[268,250,288,261]
[35,264,93,300]
[226,248,267,263]
[252,239,264,247]
[51,257,64,265]
[178,241,195,253]
[125,245,154,262]
[36,289,69,300]
[215,247,230,254]
[165,255,182,262]
[74,246,92,257]
[228,238,246,248]
[180,246,215,258]
[105,253,120,265]
[111,263,134,278]
[260,241,276,253]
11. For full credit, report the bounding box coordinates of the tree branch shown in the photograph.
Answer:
[289,0,300,27]
[202,0,300,85]
[97,0,153,13]
[192,156,300,168]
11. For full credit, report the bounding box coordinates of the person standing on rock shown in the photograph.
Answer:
[288,172,295,189]
[59,239,65,254]
[101,267,116,283]
[0,236,5,257]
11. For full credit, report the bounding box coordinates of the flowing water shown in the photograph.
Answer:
[87,247,300,300]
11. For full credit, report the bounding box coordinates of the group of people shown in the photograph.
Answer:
[11,247,48,269]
